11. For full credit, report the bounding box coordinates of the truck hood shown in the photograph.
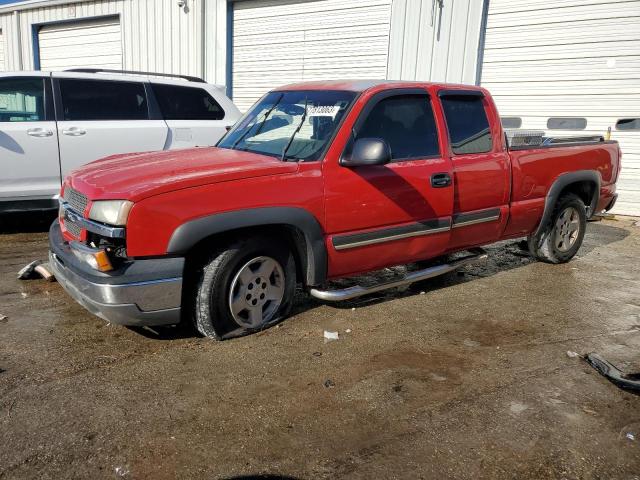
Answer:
[68,147,299,201]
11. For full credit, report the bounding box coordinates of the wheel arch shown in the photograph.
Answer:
[167,207,327,286]
[534,170,600,237]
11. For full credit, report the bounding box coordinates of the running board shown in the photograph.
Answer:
[309,248,488,302]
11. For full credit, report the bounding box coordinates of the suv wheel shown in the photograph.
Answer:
[193,237,296,339]
[527,193,587,264]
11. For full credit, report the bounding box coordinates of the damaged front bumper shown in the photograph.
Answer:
[49,221,183,326]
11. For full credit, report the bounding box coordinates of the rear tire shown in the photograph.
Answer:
[528,193,587,264]
[193,237,296,339]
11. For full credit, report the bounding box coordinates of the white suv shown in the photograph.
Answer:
[0,69,241,212]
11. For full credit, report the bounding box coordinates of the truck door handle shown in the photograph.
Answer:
[431,173,451,188]
[62,127,86,136]
[27,128,54,138]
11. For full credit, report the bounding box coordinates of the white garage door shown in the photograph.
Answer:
[0,29,5,72]
[481,0,640,216]
[38,17,122,72]
[232,0,392,112]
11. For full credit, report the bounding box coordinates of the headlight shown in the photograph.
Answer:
[88,200,133,226]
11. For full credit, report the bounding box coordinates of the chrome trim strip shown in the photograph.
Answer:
[311,248,488,301]
[59,200,125,239]
[332,218,451,251]
[334,226,450,250]
[452,214,500,228]
[451,208,501,229]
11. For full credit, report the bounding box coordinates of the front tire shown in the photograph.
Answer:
[528,193,587,264]
[193,237,296,339]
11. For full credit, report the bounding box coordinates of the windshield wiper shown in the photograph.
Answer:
[231,93,283,150]
[281,97,308,161]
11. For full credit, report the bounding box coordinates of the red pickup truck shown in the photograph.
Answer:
[49,81,621,339]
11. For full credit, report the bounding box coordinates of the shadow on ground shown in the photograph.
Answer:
[0,210,57,234]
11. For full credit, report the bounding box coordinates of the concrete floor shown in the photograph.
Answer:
[0,213,639,480]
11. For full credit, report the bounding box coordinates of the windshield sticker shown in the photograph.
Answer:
[308,105,341,118]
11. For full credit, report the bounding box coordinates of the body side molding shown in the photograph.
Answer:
[166,207,327,286]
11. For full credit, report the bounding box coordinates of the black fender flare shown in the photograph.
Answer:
[534,170,600,237]
[166,207,327,286]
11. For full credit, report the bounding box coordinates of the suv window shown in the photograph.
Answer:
[441,95,492,155]
[0,77,45,122]
[357,94,439,160]
[151,84,224,120]
[59,79,148,121]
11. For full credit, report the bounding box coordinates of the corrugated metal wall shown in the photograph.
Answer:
[481,0,640,216]
[387,0,484,84]
[0,0,228,83]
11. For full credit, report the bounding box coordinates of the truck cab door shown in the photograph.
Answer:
[437,91,510,249]
[53,74,168,178]
[0,75,60,204]
[323,89,454,278]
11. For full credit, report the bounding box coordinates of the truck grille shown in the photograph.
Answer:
[64,187,88,214]
[65,220,82,238]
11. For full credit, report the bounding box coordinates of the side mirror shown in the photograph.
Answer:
[340,138,391,167]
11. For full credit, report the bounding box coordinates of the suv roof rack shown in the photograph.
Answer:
[65,68,206,83]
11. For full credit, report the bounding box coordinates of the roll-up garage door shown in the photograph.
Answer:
[232,0,393,112]
[481,0,640,216]
[38,17,123,71]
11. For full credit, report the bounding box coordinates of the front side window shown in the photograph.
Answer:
[441,94,492,155]
[355,94,439,160]
[0,77,45,122]
[218,90,356,161]
[151,84,225,120]
[59,79,148,121]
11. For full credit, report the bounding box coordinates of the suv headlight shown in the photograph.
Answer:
[88,200,133,226]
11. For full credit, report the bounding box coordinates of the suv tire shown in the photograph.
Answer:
[193,237,296,339]
[527,193,587,264]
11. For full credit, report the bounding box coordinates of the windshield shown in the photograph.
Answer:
[218,90,357,161]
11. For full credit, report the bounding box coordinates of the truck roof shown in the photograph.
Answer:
[274,79,487,93]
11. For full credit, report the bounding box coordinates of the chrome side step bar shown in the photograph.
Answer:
[309,248,488,302]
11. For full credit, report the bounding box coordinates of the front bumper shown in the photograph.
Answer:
[49,221,184,326]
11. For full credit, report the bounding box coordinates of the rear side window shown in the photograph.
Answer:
[356,94,439,160]
[616,118,640,130]
[0,77,45,122]
[59,79,148,121]
[547,117,587,130]
[151,84,225,120]
[441,95,492,154]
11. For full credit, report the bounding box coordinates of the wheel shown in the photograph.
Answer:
[193,237,296,339]
[527,193,587,264]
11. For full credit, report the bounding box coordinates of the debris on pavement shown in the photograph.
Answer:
[323,330,339,342]
[566,350,580,358]
[345,328,352,333]
[586,353,640,393]
[0,314,7,323]
[323,379,335,388]
[17,260,55,282]
[626,432,636,441]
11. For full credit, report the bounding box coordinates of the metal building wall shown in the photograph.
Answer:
[0,0,228,83]
[387,0,484,84]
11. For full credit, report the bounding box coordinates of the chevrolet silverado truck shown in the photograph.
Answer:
[49,81,621,340]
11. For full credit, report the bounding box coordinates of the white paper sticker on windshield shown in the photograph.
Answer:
[308,105,341,118]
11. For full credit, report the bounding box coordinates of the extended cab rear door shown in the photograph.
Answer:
[323,88,454,278]
[52,73,169,177]
[436,90,511,249]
